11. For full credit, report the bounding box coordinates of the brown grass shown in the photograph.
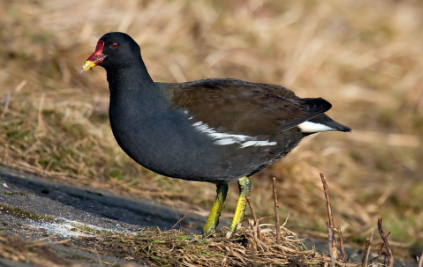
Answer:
[0,0,422,253]
[0,234,71,267]
[0,223,360,267]
[81,225,360,267]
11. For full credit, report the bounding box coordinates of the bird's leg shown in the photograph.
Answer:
[203,183,228,236]
[229,176,251,231]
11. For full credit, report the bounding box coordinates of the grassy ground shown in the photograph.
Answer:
[0,224,361,267]
[0,0,422,257]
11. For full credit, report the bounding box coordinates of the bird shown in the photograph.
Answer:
[81,32,351,236]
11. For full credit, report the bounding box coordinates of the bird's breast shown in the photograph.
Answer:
[108,99,300,181]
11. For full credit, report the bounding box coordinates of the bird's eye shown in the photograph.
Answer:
[111,42,119,49]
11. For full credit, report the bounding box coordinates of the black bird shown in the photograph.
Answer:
[81,32,351,235]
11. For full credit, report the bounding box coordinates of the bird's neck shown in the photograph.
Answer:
[106,59,154,91]
[106,60,169,116]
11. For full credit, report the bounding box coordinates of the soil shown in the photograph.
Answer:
[0,165,416,267]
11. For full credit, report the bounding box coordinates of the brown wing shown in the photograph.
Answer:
[161,78,331,136]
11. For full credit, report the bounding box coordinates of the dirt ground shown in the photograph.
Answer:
[0,164,205,266]
[0,165,417,266]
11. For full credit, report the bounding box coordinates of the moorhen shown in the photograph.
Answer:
[81,32,351,236]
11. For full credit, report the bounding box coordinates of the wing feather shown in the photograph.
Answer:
[160,78,331,136]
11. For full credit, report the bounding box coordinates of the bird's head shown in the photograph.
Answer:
[81,32,141,73]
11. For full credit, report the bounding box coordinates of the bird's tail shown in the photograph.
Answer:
[310,114,351,132]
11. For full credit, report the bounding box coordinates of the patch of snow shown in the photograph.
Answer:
[29,218,137,238]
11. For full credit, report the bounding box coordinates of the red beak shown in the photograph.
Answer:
[80,41,106,73]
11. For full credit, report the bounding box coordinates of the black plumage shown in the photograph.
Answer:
[81,32,350,235]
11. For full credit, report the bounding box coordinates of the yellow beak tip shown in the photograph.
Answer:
[80,60,96,73]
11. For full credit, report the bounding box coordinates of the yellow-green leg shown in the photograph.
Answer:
[229,176,251,231]
[203,183,228,236]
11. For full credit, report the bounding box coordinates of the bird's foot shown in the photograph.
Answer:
[202,183,228,237]
[229,176,251,231]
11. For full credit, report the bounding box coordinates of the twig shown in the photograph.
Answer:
[15,79,27,93]
[29,240,69,247]
[73,246,112,256]
[94,249,104,267]
[170,204,180,229]
[327,222,335,267]
[37,93,46,133]
[272,177,281,245]
[1,80,26,119]
[171,209,193,230]
[362,231,373,267]
[1,93,11,119]
[418,251,423,267]
[378,218,393,267]
[245,194,261,240]
[320,173,337,259]
[248,238,257,267]
[377,235,385,265]
[282,212,290,227]
[338,226,347,262]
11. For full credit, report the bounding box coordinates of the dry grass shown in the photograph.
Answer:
[0,234,71,267]
[0,0,422,254]
[0,223,360,267]
[81,224,360,267]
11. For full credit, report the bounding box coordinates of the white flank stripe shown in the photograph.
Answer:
[193,121,277,148]
[215,139,238,145]
[297,121,335,133]
[240,141,277,148]
[193,122,249,141]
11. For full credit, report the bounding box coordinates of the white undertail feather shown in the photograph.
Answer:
[297,121,335,133]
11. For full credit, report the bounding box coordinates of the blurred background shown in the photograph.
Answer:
[0,0,422,256]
